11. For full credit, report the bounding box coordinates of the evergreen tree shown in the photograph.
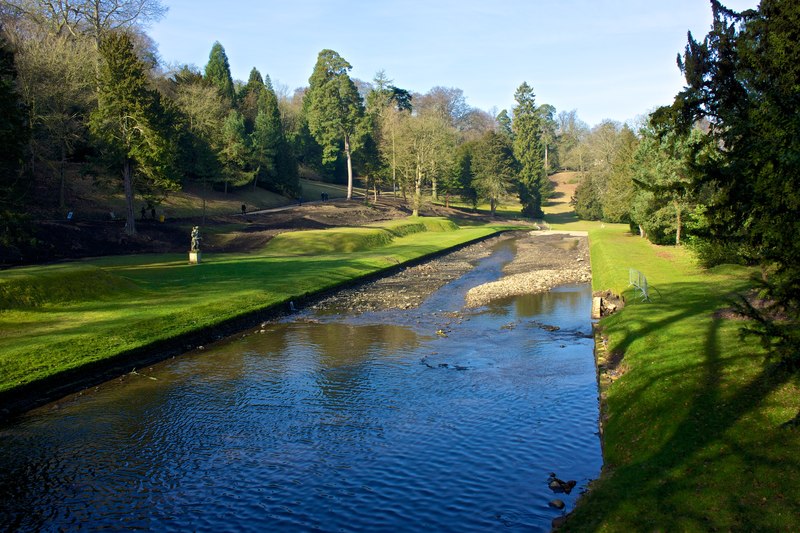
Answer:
[454,140,479,210]
[304,49,365,200]
[511,82,545,218]
[472,131,518,216]
[496,109,513,138]
[239,67,266,133]
[219,109,253,193]
[250,92,280,190]
[89,32,176,235]
[204,41,235,104]
[671,0,800,371]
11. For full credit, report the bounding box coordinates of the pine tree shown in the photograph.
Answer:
[511,82,545,218]
[204,41,235,104]
[89,32,176,235]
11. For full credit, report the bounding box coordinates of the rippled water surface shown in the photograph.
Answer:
[0,240,602,531]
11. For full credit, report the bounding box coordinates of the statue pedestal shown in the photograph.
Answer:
[189,251,201,264]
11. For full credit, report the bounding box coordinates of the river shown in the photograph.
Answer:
[0,237,602,532]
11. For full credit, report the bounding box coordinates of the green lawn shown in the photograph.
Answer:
[556,221,800,530]
[0,217,510,400]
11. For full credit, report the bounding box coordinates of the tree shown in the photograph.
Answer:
[218,109,253,193]
[571,174,603,221]
[415,86,469,129]
[89,32,176,235]
[304,49,365,200]
[250,83,287,193]
[555,109,589,171]
[536,103,558,174]
[511,82,545,218]
[631,123,703,245]
[454,140,479,209]
[671,0,800,371]
[496,109,512,138]
[15,32,95,207]
[171,65,226,221]
[6,0,167,44]
[0,27,30,253]
[238,67,266,133]
[599,124,638,223]
[204,41,234,104]
[394,110,455,216]
[472,131,518,216]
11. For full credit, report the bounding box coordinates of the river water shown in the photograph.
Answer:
[0,239,602,532]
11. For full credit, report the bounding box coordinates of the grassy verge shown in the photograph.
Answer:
[561,222,800,530]
[0,217,510,405]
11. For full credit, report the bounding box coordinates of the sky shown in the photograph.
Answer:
[149,0,760,127]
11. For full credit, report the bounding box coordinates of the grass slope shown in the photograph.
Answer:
[543,187,800,530]
[0,217,503,400]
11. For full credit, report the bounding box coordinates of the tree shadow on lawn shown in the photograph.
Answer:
[544,211,581,226]
[571,280,800,530]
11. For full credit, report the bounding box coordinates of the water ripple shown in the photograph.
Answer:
[0,276,601,532]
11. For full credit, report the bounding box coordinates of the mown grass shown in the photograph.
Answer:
[0,217,508,398]
[553,221,800,530]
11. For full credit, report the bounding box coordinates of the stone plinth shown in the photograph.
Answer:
[189,251,201,264]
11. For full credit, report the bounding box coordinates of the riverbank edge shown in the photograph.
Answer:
[0,230,514,422]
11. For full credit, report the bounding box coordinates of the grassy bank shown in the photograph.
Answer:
[0,217,507,408]
[562,222,800,530]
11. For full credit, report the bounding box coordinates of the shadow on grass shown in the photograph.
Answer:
[544,211,582,226]
[571,279,800,530]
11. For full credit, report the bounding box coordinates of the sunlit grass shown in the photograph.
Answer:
[540,172,800,530]
[567,223,800,531]
[0,217,502,397]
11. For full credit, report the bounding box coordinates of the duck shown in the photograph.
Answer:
[548,473,577,494]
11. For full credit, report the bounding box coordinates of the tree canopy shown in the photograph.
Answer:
[304,49,365,200]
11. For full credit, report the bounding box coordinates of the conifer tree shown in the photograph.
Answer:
[511,82,545,218]
[89,32,176,235]
[304,49,364,200]
[219,109,253,193]
[472,131,518,216]
[204,41,235,104]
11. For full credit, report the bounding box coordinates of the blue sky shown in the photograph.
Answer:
[149,0,759,127]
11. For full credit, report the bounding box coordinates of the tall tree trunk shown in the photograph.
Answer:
[123,158,136,235]
[202,175,207,227]
[544,144,549,174]
[675,200,682,246]
[392,130,397,197]
[344,135,353,200]
[413,167,422,217]
[59,143,67,209]
[431,176,437,201]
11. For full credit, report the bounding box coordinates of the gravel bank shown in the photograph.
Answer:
[465,231,591,307]
[312,230,590,313]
